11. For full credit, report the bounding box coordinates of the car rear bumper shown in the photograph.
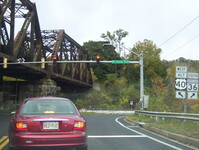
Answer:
[9,132,87,148]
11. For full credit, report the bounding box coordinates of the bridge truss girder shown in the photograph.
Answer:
[0,0,92,87]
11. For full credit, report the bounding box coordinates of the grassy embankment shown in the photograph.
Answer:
[128,114,199,139]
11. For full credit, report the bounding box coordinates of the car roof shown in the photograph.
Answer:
[23,97,71,102]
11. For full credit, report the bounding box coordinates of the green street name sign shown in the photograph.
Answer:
[111,60,130,64]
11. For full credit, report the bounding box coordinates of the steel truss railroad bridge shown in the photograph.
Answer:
[0,0,92,88]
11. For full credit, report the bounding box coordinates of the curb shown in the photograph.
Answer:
[125,117,199,148]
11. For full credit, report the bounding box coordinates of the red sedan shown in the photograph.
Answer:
[9,97,87,150]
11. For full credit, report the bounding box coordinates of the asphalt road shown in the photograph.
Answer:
[0,113,197,150]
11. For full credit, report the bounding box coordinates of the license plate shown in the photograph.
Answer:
[43,122,59,129]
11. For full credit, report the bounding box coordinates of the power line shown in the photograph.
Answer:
[159,15,199,47]
[164,33,199,58]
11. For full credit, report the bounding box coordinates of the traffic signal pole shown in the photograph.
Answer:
[1,58,144,110]
[140,54,144,110]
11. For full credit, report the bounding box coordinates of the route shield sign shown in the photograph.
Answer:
[187,80,198,91]
[175,78,187,90]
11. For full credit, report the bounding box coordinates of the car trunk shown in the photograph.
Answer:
[17,115,81,133]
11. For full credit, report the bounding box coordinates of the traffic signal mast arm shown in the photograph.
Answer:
[1,57,144,110]
[0,60,140,65]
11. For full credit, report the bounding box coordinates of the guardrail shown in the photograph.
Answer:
[80,109,135,114]
[135,110,199,121]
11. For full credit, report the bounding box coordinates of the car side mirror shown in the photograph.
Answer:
[11,111,16,115]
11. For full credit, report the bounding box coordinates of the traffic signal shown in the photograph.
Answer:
[41,58,45,69]
[52,55,57,64]
[3,57,7,68]
[96,55,100,64]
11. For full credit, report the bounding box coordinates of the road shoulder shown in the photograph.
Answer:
[125,116,199,149]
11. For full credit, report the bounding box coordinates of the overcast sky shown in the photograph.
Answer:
[30,0,199,61]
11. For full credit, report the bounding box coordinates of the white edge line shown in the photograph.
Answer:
[88,135,145,138]
[115,116,183,150]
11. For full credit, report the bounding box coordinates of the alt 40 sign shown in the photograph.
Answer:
[175,78,187,90]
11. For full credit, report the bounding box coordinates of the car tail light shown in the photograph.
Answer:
[16,122,28,131]
[73,121,85,131]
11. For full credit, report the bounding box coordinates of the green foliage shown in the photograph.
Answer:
[148,96,169,111]
[75,99,86,109]
[101,28,128,54]
[103,75,130,107]
[80,32,199,113]
[75,75,139,109]
[130,39,161,59]
[190,104,199,113]
[128,115,199,138]
[119,84,139,108]
[101,28,128,42]
[83,41,121,81]
[128,39,167,85]
[91,69,98,82]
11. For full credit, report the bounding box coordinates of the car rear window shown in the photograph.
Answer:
[20,99,78,115]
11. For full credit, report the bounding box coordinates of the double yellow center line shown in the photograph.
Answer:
[0,136,9,150]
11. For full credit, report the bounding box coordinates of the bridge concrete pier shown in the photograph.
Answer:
[36,79,57,97]
[18,79,59,99]
[1,77,89,110]
[0,78,60,110]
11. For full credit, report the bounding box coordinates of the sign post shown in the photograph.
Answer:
[130,101,133,110]
[175,66,187,113]
[175,66,198,113]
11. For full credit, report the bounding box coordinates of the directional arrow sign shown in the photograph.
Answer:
[176,91,186,99]
[187,92,198,99]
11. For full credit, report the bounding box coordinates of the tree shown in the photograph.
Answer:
[101,28,128,56]
[177,57,187,63]
[83,41,121,81]
[129,39,167,83]
[130,39,161,59]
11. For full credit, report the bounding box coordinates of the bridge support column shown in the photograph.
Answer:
[18,79,59,103]
[37,79,57,97]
